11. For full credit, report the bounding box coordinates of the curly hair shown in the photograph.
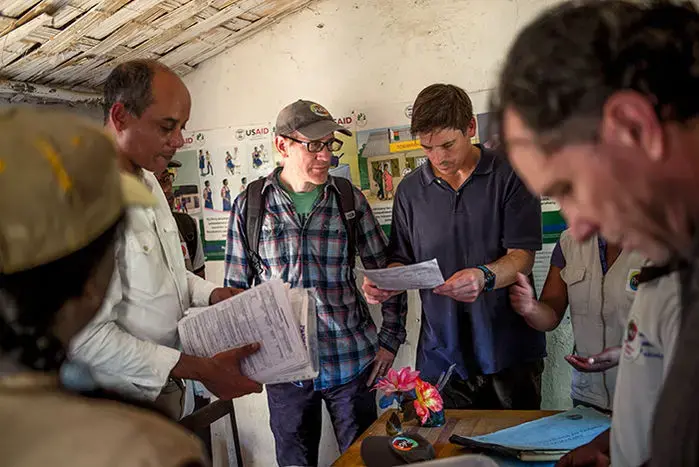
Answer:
[493,0,699,151]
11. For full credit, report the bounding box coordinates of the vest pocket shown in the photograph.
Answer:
[561,266,591,315]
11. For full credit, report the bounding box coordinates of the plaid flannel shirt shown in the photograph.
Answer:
[224,169,407,390]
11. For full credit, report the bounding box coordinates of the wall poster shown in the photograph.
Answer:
[175,125,274,260]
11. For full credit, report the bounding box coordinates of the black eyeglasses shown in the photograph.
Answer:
[282,135,343,153]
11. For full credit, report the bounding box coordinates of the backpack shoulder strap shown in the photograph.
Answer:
[334,177,358,269]
[244,178,267,282]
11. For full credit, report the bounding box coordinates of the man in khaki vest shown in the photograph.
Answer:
[0,108,208,466]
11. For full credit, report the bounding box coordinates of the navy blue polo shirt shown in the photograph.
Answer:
[388,145,546,383]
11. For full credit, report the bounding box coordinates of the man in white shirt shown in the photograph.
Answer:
[69,59,262,419]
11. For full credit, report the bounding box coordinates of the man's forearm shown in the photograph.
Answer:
[378,292,408,353]
[486,249,535,289]
[523,301,564,332]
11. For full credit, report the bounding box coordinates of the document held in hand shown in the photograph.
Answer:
[178,279,319,384]
[357,258,445,290]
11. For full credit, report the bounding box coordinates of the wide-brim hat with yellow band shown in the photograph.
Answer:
[0,107,155,275]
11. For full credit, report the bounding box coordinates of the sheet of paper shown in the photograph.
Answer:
[463,407,611,451]
[263,287,319,384]
[178,279,315,384]
[358,258,445,290]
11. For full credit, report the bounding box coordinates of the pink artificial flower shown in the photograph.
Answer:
[413,379,444,424]
[373,367,420,394]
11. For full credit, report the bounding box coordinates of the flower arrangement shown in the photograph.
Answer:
[373,367,445,428]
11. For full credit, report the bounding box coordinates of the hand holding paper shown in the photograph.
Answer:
[199,344,264,399]
[358,259,445,292]
[178,280,319,385]
[434,267,486,303]
[362,276,404,304]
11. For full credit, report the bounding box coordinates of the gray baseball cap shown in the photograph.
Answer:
[276,99,352,140]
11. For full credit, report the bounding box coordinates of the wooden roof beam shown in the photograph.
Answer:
[0,78,101,103]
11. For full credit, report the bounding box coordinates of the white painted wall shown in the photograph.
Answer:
[185,1,573,465]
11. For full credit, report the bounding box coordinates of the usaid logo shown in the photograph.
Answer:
[245,127,270,137]
[337,116,352,126]
[235,129,246,141]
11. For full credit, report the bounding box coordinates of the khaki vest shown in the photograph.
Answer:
[0,372,208,467]
[559,231,645,410]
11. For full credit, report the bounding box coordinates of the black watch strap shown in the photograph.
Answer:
[476,265,496,292]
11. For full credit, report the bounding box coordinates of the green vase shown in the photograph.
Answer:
[420,409,446,427]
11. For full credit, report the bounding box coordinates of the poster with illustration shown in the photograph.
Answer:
[355,124,428,229]
[177,125,273,258]
[329,130,359,184]
[234,125,275,182]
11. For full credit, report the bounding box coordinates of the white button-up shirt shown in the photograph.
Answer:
[69,170,217,401]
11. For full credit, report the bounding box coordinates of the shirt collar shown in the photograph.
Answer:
[420,144,495,186]
[597,236,608,250]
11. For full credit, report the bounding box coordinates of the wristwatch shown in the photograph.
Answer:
[476,265,496,292]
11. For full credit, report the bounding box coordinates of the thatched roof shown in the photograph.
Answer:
[0,0,315,102]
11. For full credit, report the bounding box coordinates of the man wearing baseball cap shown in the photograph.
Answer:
[0,108,207,466]
[224,99,407,466]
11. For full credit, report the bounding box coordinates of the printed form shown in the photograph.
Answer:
[178,279,318,384]
[358,258,445,290]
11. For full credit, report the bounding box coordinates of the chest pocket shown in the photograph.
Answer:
[561,266,591,316]
[259,219,291,276]
[125,231,166,296]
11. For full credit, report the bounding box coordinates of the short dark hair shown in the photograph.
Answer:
[493,0,699,151]
[411,84,474,135]
[0,219,122,371]
[102,59,169,123]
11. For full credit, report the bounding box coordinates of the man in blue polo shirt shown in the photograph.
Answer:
[363,84,545,409]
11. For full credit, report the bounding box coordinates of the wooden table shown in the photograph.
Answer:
[333,409,559,466]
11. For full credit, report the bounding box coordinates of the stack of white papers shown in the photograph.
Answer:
[178,279,319,384]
